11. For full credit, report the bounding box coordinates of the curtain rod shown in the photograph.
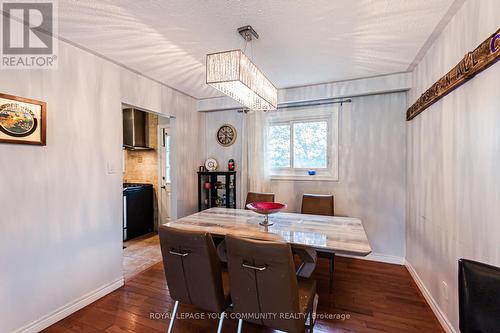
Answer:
[236,98,352,113]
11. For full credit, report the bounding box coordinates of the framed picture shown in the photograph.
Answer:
[0,93,46,146]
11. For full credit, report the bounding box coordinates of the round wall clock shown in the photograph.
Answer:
[217,124,237,147]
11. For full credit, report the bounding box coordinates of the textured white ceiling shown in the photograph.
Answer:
[57,0,455,99]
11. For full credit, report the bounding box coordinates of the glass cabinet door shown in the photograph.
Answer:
[198,172,237,211]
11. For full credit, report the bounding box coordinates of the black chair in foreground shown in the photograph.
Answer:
[459,258,500,333]
[226,235,318,333]
[159,226,230,333]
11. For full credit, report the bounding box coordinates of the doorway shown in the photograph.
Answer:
[121,104,175,280]
[158,121,173,226]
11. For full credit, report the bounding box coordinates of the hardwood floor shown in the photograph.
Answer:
[43,257,444,333]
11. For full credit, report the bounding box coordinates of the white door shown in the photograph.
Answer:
[159,127,171,224]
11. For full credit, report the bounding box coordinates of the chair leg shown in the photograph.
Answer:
[329,253,335,293]
[216,311,225,333]
[237,319,243,333]
[306,293,318,330]
[167,300,179,333]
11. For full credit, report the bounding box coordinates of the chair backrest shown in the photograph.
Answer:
[245,192,275,208]
[225,235,303,333]
[459,258,500,333]
[301,193,334,216]
[159,226,228,313]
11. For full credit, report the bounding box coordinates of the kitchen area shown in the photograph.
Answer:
[122,106,172,280]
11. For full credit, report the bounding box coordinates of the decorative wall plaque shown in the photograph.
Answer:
[0,93,46,145]
[407,28,499,121]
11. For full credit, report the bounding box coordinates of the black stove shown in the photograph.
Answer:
[123,183,152,189]
[122,183,154,241]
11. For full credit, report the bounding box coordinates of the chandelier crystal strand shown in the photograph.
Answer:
[206,49,277,111]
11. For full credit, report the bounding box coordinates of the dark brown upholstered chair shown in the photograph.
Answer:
[159,226,230,333]
[301,194,334,216]
[245,192,275,208]
[226,235,317,333]
[301,194,336,293]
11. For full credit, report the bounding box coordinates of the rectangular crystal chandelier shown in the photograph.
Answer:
[206,49,278,111]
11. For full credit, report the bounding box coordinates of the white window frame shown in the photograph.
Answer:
[266,104,339,181]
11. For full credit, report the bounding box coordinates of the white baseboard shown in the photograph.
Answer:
[405,260,456,333]
[338,252,405,265]
[15,277,124,333]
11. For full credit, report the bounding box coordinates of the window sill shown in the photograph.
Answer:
[270,175,339,182]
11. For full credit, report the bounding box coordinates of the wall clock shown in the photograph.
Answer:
[217,124,237,147]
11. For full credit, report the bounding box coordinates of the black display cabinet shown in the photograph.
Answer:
[198,171,236,211]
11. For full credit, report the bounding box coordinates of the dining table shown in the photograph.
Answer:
[164,207,372,290]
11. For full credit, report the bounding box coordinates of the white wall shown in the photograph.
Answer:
[203,92,407,259]
[204,110,244,206]
[272,93,407,258]
[0,38,204,332]
[406,0,500,331]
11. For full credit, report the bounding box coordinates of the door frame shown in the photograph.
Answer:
[157,120,177,228]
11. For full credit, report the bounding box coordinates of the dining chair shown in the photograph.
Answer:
[245,191,275,208]
[459,258,500,333]
[301,194,334,216]
[301,194,335,293]
[159,226,230,333]
[226,235,317,333]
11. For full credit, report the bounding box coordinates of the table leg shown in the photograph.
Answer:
[329,253,335,293]
[295,248,318,278]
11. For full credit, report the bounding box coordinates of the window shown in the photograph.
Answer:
[266,105,339,181]
[293,121,328,168]
[267,124,291,168]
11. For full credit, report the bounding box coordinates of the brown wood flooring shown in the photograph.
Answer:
[43,257,444,333]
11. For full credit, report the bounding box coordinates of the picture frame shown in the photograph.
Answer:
[0,93,46,146]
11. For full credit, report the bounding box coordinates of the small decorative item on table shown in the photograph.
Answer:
[205,157,218,171]
[308,170,316,176]
[246,202,287,227]
[228,158,235,171]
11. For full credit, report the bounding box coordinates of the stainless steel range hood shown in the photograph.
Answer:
[123,108,152,150]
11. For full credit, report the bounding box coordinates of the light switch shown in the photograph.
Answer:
[107,161,117,174]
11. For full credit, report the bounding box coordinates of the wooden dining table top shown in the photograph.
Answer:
[164,207,372,256]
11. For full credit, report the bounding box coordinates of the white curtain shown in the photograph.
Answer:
[240,110,271,207]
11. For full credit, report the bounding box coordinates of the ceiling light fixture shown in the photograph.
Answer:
[206,25,278,111]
